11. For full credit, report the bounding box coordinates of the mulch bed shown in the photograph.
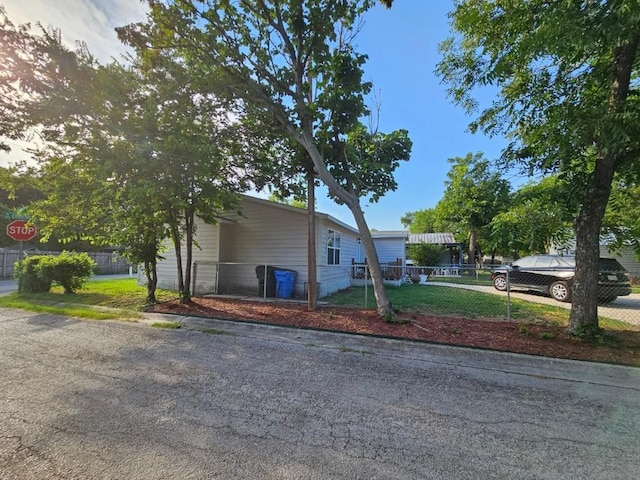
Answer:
[149,296,640,367]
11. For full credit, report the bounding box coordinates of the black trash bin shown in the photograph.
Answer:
[256,265,277,297]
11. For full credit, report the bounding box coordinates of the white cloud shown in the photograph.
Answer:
[3,0,147,62]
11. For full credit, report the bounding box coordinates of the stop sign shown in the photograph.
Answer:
[6,219,37,241]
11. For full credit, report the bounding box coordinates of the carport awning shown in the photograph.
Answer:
[407,233,457,245]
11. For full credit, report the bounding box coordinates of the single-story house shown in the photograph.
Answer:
[407,233,463,266]
[155,195,362,298]
[371,231,462,265]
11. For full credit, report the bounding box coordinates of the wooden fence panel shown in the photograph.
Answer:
[0,250,130,278]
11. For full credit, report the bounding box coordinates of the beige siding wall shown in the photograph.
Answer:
[317,218,360,297]
[215,199,310,295]
[156,220,220,292]
[154,197,362,297]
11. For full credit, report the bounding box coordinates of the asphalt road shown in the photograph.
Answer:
[0,278,17,295]
[1,308,639,479]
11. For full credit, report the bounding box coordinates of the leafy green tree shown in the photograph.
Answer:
[23,60,170,303]
[603,177,640,260]
[438,0,640,335]
[267,192,308,210]
[0,7,106,151]
[488,176,575,259]
[435,153,510,267]
[0,8,57,152]
[119,0,411,318]
[139,56,249,303]
[401,208,439,234]
[1,10,268,304]
[0,164,46,248]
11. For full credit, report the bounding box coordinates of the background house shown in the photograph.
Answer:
[155,195,361,298]
[371,231,462,264]
[407,233,462,267]
[370,231,462,277]
[370,231,408,264]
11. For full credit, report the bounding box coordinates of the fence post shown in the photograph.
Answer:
[192,262,198,296]
[364,264,368,308]
[506,266,512,322]
[263,264,267,299]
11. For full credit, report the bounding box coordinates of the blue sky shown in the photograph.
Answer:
[2,0,514,231]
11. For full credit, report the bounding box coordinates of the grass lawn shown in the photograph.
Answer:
[428,271,493,286]
[0,278,175,321]
[324,284,634,331]
[0,277,634,332]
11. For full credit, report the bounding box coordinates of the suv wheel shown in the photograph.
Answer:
[493,274,507,291]
[550,281,571,302]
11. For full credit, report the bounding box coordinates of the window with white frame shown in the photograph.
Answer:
[327,229,341,265]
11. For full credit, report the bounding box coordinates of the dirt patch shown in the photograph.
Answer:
[150,296,640,367]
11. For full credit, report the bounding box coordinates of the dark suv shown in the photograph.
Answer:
[491,254,632,303]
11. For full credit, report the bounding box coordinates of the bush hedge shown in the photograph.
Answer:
[14,252,96,294]
[14,256,52,293]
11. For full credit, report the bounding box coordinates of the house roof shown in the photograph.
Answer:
[370,231,459,245]
[408,233,458,245]
[239,195,360,235]
[371,230,409,239]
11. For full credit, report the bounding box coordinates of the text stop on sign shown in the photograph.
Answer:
[6,219,37,241]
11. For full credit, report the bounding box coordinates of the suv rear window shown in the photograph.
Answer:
[599,258,626,271]
[557,256,575,267]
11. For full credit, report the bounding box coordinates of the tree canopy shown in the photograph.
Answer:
[119,0,412,317]
[400,208,439,234]
[603,176,640,259]
[438,0,640,335]
[488,176,575,258]
[435,153,510,266]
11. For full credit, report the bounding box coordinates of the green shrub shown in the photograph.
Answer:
[14,252,95,294]
[45,252,96,294]
[407,243,446,267]
[14,256,53,293]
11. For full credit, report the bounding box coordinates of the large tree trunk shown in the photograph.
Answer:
[567,37,638,335]
[568,155,615,335]
[144,258,158,304]
[468,229,477,266]
[170,223,185,302]
[307,170,318,311]
[351,201,392,317]
[297,130,394,318]
[182,207,195,303]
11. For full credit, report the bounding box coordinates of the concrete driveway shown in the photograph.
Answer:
[1,308,639,479]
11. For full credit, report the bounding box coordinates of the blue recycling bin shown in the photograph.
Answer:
[274,270,297,298]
